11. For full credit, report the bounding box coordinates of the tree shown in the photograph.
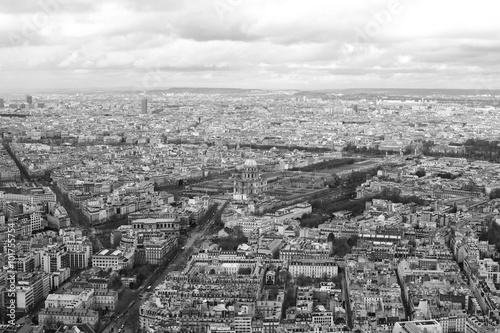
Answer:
[97,270,108,278]
[44,316,56,329]
[289,158,355,172]
[108,275,122,289]
[217,226,248,250]
[282,288,296,317]
[234,226,246,239]
[346,171,367,184]
[137,272,146,286]
[347,235,359,247]
[327,233,335,243]
[485,218,500,251]
[299,214,328,228]
[415,169,426,178]
[327,173,342,188]
[238,267,252,275]
[490,189,500,199]
[279,270,291,285]
[296,274,313,286]
[331,239,351,257]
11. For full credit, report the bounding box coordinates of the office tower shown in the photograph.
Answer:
[234,316,252,333]
[15,252,35,273]
[141,98,148,114]
[0,98,4,108]
[41,244,68,273]
[27,95,33,105]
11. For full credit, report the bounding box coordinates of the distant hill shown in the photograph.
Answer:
[333,88,500,96]
[293,91,329,98]
[160,87,263,94]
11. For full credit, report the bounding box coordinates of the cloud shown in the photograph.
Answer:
[0,0,500,91]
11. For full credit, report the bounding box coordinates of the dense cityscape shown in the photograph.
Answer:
[2,1,500,333]
[0,89,500,333]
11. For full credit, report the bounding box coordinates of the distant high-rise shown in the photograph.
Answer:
[141,98,148,114]
[0,98,4,108]
[27,95,33,105]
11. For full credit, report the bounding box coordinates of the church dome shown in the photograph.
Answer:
[244,159,257,167]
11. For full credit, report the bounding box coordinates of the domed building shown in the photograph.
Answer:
[234,159,268,197]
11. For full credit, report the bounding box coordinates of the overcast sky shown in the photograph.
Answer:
[1,0,499,92]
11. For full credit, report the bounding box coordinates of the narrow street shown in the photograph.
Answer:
[101,202,226,333]
[341,268,353,329]
[4,145,225,333]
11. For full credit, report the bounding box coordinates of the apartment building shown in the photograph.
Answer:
[92,249,133,270]
[45,289,95,309]
[40,244,68,274]
[38,308,99,329]
[130,217,180,237]
[289,259,338,279]
[143,236,177,265]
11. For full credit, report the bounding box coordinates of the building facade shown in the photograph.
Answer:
[38,308,99,329]
[288,259,339,279]
[234,160,268,197]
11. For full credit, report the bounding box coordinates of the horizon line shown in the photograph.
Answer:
[1,86,499,96]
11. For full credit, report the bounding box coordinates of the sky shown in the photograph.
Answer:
[1,0,500,92]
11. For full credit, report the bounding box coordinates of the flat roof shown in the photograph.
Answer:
[96,249,122,256]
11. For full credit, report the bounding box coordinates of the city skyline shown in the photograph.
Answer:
[1,0,500,92]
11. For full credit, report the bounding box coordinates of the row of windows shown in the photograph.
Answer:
[133,223,179,228]
[42,315,97,322]
[289,262,338,267]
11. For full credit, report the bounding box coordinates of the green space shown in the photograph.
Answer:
[343,143,400,156]
[153,183,184,201]
[328,233,359,257]
[289,158,356,172]
[346,139,500,163]
[295,271,342,287]
[214,226,248,250]
[298,213,329,228]
[311,187,427,217]
[479,217,500,251]
[237,267,252,275]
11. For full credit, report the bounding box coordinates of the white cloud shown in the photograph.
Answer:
[0,0,499,91]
